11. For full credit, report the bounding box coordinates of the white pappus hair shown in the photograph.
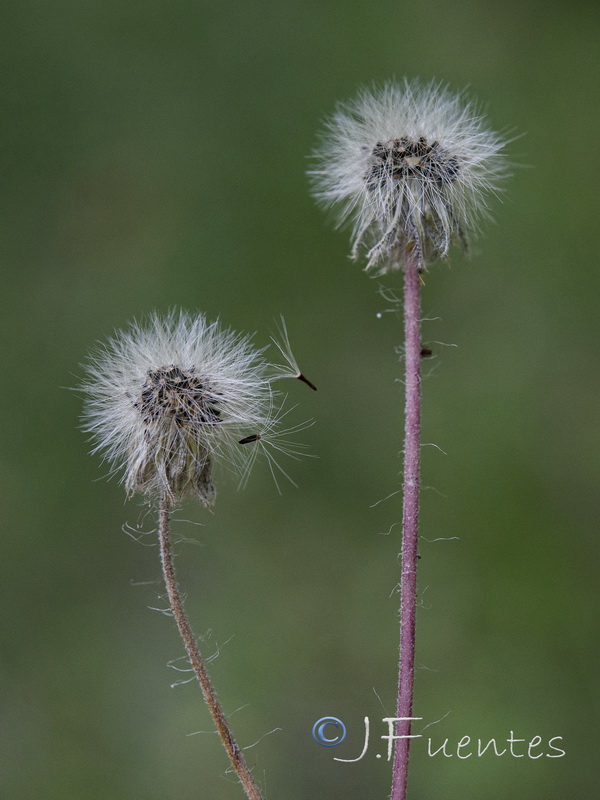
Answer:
[310,79,507,272]
[81,311,303,507]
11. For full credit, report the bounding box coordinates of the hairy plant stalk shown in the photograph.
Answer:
[158,497,264,800]
[391,248,421,800]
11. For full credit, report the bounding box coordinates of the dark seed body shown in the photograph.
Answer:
[366,136,459,191]
[135,365,222,428]
[239,434,260,445]
[129,365,222,506]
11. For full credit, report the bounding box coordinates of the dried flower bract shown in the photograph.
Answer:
[310,79,507,272]
[82,312,282,507]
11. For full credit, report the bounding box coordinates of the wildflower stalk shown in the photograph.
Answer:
[157,496,264,800]
[390,248,421,800]
[310,78,507,800]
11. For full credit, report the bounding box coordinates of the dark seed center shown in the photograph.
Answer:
[134,365,222,428]
[366,136,459,189]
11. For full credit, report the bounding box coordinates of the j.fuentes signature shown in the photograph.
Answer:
[312,717,565,762]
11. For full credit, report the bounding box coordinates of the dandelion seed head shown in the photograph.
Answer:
[309,79,507,272]
[81,311,294,507]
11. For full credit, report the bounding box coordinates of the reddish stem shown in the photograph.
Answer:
[158,498,264,800]
[390,249,421,800]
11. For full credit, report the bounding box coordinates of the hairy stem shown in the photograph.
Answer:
[158,497,264,800]
[390,249,422,800]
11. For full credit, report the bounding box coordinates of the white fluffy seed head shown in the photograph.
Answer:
[309,79,507,272]
[81,312,285,507]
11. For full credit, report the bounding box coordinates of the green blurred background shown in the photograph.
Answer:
[1,1,598,798]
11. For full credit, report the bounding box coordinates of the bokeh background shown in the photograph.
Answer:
[1,2,598,798]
